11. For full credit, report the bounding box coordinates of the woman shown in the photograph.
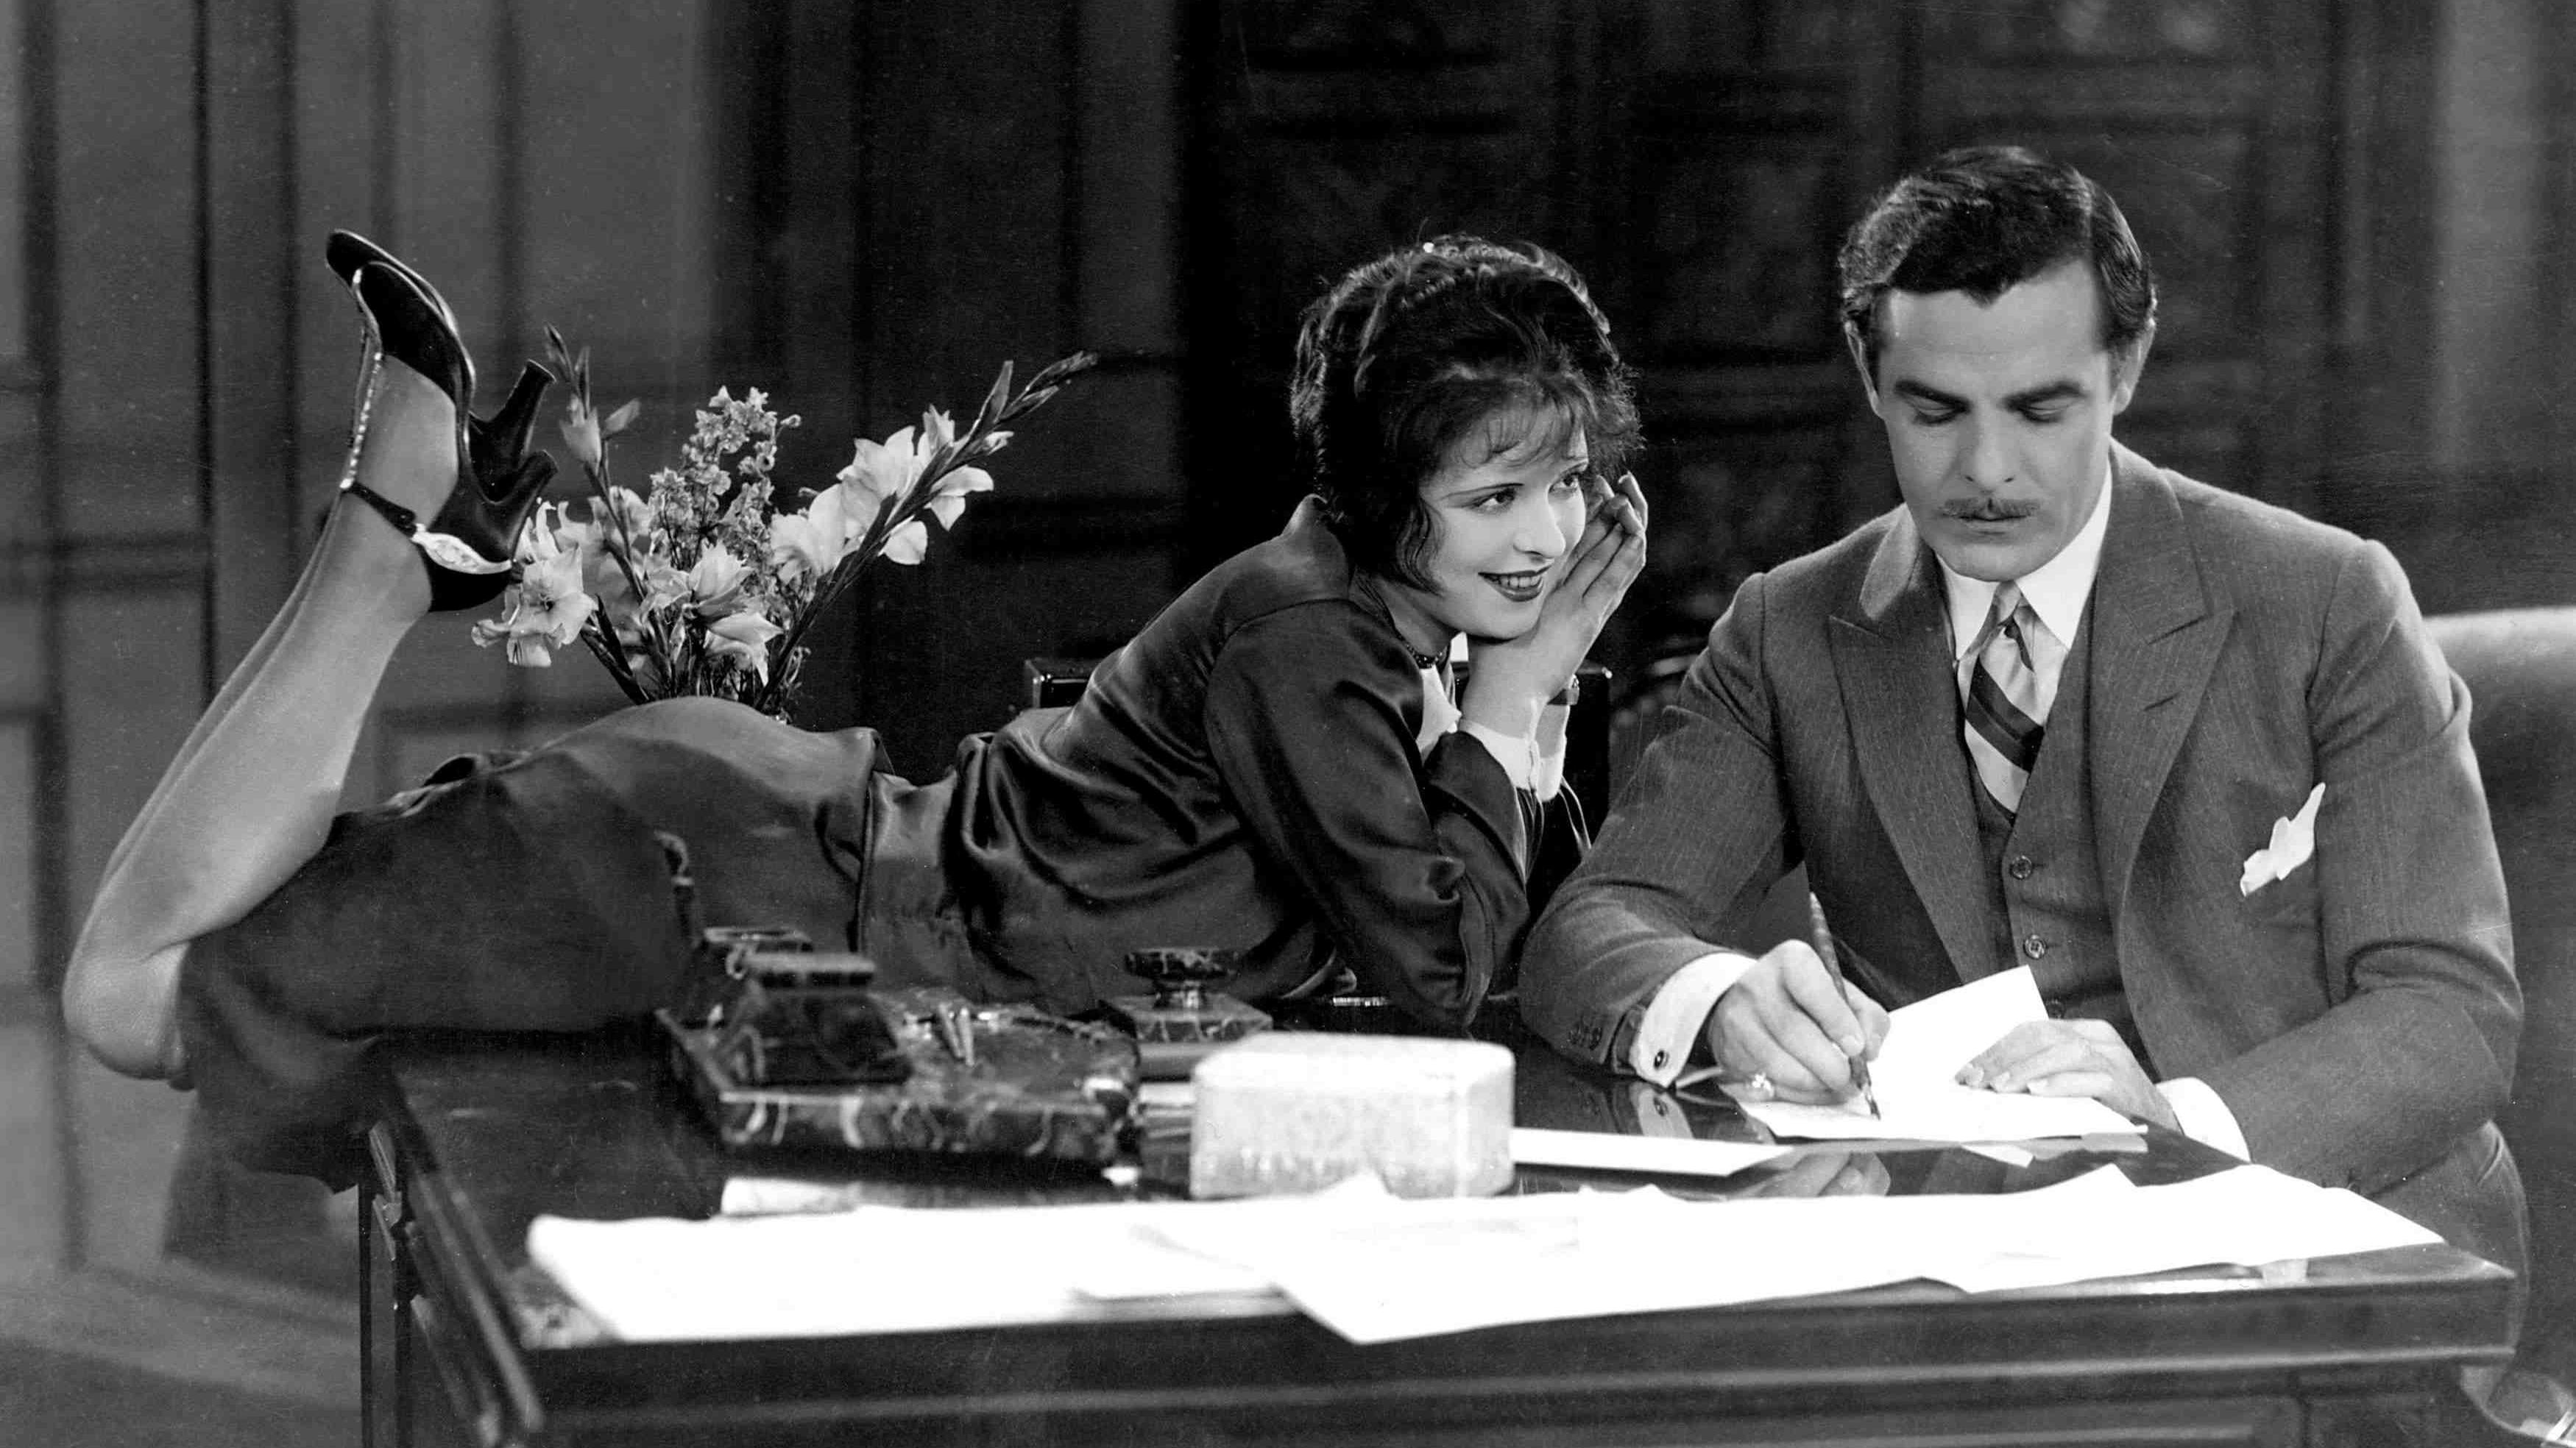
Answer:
[63,233,1648,1183]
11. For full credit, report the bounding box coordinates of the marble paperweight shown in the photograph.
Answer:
[1188,1033,1514,1199]
[663,981,1141,1165]
[1105,946,1273,1079]
[1103,946,1273,1043]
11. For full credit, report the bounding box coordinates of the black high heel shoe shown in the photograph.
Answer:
[330,248,557,611]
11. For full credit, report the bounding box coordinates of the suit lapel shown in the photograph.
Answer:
[2088,445,2233,910]
[1830,509,1993,977]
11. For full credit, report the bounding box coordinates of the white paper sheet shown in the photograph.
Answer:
[527,1193,1290,1341]
[1741,968,2140,1141]
[1510,1127,1788,1177]
[529,1162,2444,1346]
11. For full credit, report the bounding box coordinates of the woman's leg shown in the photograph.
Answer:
[63,361,451,1079]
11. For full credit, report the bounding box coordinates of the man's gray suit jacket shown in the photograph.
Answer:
[1522,444,2526,1268]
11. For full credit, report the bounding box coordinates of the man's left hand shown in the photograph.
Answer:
[1958,1019,2179,1131]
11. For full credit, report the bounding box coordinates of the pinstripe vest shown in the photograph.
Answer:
[1967,606,2144,1062]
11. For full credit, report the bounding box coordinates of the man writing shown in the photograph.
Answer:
[1520,146,2524,1270]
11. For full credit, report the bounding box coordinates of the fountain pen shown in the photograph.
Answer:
[1805,891,1880,1118]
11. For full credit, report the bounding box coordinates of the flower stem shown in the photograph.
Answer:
[581,620,651,706]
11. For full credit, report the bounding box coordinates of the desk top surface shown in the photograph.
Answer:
[369,1022,2516,1440]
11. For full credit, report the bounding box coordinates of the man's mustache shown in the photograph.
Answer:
[1941,498,2039,522]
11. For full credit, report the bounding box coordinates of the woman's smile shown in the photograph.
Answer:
[1482,567,1550,605]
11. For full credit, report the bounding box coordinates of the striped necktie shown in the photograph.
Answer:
[1961,583,2046,813]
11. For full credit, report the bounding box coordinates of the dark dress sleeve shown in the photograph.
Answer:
[1200,603,1535,1032]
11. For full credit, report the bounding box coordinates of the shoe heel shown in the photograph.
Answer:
[476,361,554,466]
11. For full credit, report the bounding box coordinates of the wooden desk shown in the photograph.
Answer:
[359,1023,2513,1447]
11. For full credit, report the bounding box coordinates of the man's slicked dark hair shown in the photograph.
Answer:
[1289,235,1639,589]
[1838,146,2157,377]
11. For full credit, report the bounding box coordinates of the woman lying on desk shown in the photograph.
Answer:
[61,233,1647,1184]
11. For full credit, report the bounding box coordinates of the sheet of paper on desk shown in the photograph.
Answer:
[528,1161,2439,1345]
[1510,1127,1788,1176]
[1742,966,2139,1141]
[1144,1165,2441,1344]
[1918,1165,2442,1293]
[526,1195,1287,1341]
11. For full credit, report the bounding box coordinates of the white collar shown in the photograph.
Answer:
[1937,460,2115,661]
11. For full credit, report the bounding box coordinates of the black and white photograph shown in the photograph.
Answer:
[4,2,2572,1444]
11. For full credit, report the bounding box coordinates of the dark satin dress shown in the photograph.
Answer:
[179,500,1542,1184]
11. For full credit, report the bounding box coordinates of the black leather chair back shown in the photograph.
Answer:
[2430,607,2576,1387]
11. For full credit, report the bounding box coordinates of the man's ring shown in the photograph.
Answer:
[1738,1071,1774,1101]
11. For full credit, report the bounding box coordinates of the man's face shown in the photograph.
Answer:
[1854,260,2140,583]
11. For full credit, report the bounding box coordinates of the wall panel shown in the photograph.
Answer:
[58,590,202,937]
[0,388,41,568]
[54,0,202,543]
[1077,0,1183,357]
[0,1021,69,1273]
[0,0,25,370]
[0,717,32,995]
[389,0,507,351]
[519,0,719,388]
[289,0,381,542]
[205,0,298,672]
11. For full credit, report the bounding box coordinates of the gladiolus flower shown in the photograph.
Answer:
[636,553,693,615]
[469,547,597,667]
[880,517,930,565]
[924,465,994,530]
[917,408,957,458]
[559,398,603,470]
[704,610,785,681]
[838,427,929,508]
[686,545,750,618]
[601,486,654,539]
[769,482,880,583]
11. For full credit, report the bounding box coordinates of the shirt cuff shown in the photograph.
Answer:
[1626,950,1757,1086]
[1460,718,1565,801]
[1531,700,1569,800]
[2157,1076,2249,1160]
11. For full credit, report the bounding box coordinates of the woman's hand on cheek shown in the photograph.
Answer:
[1460,474,1648,731]
[1612,470,1649,539]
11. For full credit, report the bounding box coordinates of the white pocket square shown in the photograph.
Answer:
[2239,783,2326,897]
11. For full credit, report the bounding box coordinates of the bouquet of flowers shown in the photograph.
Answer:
[473,329,1096,719]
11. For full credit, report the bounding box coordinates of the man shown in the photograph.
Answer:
[1519,146,2524,1269]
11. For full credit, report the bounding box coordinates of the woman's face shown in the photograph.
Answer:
[1395,414,1590,646]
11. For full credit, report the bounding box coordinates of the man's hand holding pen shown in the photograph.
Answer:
[1701,934,1891,1108]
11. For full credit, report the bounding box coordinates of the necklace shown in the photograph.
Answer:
[1408,647,1443,670]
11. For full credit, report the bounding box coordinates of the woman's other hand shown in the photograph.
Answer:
[1460,471,1647,734]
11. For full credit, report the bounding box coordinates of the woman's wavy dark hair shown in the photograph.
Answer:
[1289,235,1639,589]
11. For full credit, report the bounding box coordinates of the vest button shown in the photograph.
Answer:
[2023,933,2048,960]
[2009,855,2036,879]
